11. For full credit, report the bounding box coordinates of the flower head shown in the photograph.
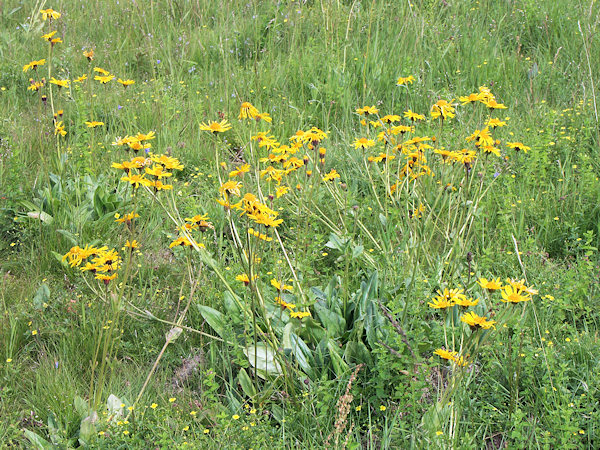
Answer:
[353,137,375,150]
[199,120,232,133]
[54,121,67,137]
[396,75,415,86]
[404,110,426,121]
[323,169,340,182]
[23,59,46,72]
[461,311,496,330]
[94,74,114,84]
[356,105,379,116]
[49,77,69,88]
[83,49,94,61]
[85,121,104,128]
[239,102,259,120]
[117,78,135,87]
[501,285,532,304]
[430,99,456,120]
[506,142,530,153]
[40,9,61,20]
[477,277,503,292]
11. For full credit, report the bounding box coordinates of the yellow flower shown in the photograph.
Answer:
[483,99,507,109]
[430,288,466,307]
[94,74,114,84]
[121,173,152,188]
[150,403,158,409]
[42,31,57,41]
[501,285,532,304]
[151,154,184,170]
[381,114,401,123]
[460,311,496,330]
[396,75,415,86]
[459,93,480,105]
[323,169,340,182]
[199,120,232,133]
[356,105,379,116]
[433,348,457,361]
[219,180,242,197]
[505,278,538,295]
[506,142,530,153]
[83,49,94,61]
[232,414,240,420]
[271,278,293,292]
[427,297,454,309]
[430,99,456,120]
[229,164,251,178]
[136,131,156,141]
[124,240,139,249]
[353,137,375,150]
[255,112,272,123]
[54,121,67,137]
[454,297,479,308]
[85,121,104,128]
[236,273,256,285]
[145,165,172,179]
[115,211,139,225]
[275,297,296,310]
[487,118,507,128]
[379,406,386,411]
[239,102,259,120]
[74,74,87,83]
[169,236,203,249]
[367,153,395,163]
[94,67,110,75]
[22,59,46,72]
[290,311,311,319]
[40,9,61,20]
[403,110,426,121]
[275,185,289,198]
[49,77,69,88]
[477,277,503,291]
[118,78,135,87]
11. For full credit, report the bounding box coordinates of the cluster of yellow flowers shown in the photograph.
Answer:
[431,277,538,367]
[62,245,121,284]
[238,101,272,123]
[112,145,184,192]
[112,131,156,153]
[478,277,538,303]
[24,8,136,140]
[351,81,532,196]
[168,214,214,250]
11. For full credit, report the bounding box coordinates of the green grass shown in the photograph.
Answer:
[1,0,600,448]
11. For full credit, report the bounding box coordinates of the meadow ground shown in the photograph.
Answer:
[0,0,599,448]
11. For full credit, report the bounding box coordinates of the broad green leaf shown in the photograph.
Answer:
[244,343,282,377]
[314,299,346,337]
[327,339,349,377]
[106,394,124,418]
[73,396,89,417]
[23,429,52,449]
[32,284,50,310]
[351,244,364,259]
[79,411,98,444]
[238,368,256,398]
[290,332,313,374]
[197,305,226,338]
